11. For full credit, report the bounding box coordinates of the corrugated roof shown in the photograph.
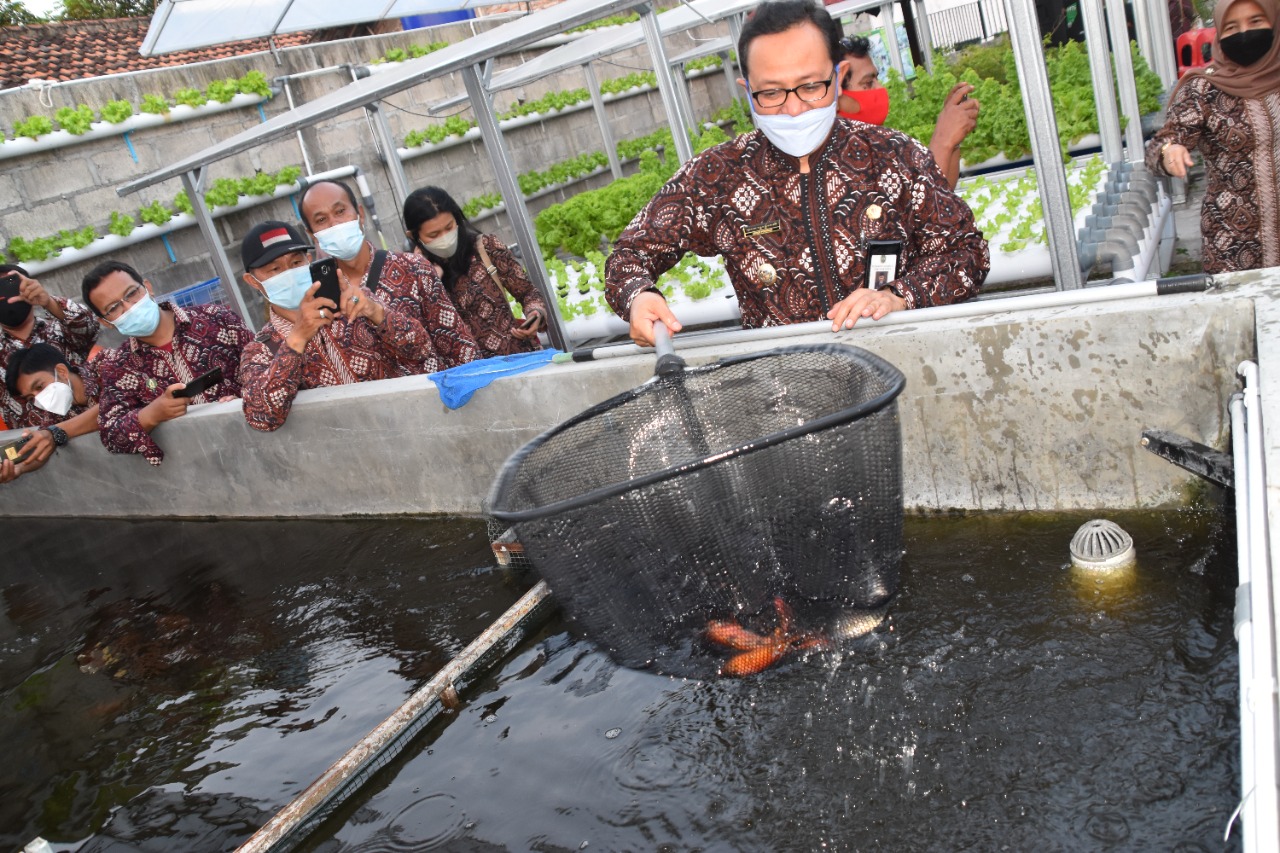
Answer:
[0,17,314,91]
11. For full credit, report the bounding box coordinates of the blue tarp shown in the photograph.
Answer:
[428,349,560,409]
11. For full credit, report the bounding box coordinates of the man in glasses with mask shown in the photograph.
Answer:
[0,264,101,482]
[298,180,479,372]
[82,260,253,466]
[605,0,988,347]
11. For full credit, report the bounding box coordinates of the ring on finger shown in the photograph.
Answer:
[319,308,327,319]
[351,295,360,305]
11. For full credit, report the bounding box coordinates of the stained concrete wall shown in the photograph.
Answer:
[0,17,735,304]
[0,271,1268,518]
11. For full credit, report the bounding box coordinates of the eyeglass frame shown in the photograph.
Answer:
[101,282,148,321]
[747,70,838,109]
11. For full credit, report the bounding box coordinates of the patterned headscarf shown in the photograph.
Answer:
[1172,0,1280,100]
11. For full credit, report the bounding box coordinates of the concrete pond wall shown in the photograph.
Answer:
[1,269,1274,519]
[0,15,736,309]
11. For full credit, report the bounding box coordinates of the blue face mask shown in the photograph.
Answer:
[112,293,162,338]
[314,219,366,261]
[258,265,312,310]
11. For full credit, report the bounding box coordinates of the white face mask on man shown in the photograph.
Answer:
[34,367,74,416]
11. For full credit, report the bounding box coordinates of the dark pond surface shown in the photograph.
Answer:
[1,510,1240,852]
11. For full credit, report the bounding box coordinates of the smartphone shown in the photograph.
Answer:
[309,258,342,309]
[519,312,540,331]
[0,273,18,289]
[0,435,31,463]
[173,366,224,399]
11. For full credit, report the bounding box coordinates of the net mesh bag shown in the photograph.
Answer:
[488,344,905,677]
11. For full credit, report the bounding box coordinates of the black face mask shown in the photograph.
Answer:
[1220,27,1274,66]
[0,279,31,329]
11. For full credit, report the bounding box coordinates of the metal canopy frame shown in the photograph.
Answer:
[122,0,1178,347]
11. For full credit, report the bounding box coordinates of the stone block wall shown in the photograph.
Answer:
[0,16,739,310]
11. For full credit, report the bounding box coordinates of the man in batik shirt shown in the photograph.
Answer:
[83,260,253,466]
[235,220,437,432]
[0,343,102,483]
[605,0,989,347]
[299,180,478,372]
[0,264,100,479]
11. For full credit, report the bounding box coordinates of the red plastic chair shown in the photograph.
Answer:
[1177,27,1216,77]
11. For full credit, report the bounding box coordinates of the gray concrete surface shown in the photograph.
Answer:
[0,270,1267,519]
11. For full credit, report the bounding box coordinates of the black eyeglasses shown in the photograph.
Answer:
[102,283,146,321]
[749,72,836,109]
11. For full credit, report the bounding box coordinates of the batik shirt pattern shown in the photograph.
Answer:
[96,302,252,465]
[359,251,478,372]
[447,234,545,357]
[606,121,989,326]
[0,296,100,428]
[239,293,432,432]
[1147,75,1280,274]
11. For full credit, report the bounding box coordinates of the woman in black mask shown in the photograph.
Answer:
[403,187,546,357]
[1147,0,1280,273]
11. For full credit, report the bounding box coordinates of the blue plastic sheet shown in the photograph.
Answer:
[428,349,559,409]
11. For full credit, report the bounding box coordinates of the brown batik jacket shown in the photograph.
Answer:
[606,120,989,326]
[446,234,545,358]
[1147,75,1280,274]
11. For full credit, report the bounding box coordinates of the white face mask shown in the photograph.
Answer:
[419,225,460,259]
[314,219,366,261]
[747,67,841,159]
[34,370,74,416]
[256,265,313,310]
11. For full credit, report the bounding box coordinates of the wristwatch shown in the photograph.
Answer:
[41,425,69,447]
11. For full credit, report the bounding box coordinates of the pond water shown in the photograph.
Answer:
[1,510,1240,852]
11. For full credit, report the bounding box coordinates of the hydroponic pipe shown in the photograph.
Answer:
[1229,390,1258,848]
[1236,360,1280,850]
[553,277,1210,362]
[1129,192,1172,282]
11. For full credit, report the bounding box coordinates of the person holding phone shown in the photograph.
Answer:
[298,180,479,372]
[82,260,252,466]
[236,220,438,432]
[0,342,102,484]
[0,264,100,457]
[404,186,546,357]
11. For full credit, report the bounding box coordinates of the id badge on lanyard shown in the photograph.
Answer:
[865,240,902,291]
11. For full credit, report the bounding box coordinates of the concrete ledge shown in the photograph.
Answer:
[0,276,1263,518]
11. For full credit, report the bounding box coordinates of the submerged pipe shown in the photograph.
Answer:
[237,581,557,853]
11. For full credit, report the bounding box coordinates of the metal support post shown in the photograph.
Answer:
[1080,0,1123,164]
[880,3,906,79]
[461,65,569,352]
[281,78,314,176]
[640,3,694,164]
[720,49,739,103]
[674,62,698,138]
[1002,0,1083,290]
[181,170,253,322]
[365,103,411,235]
[1104,0,1147,161]
[910,0,934,72]
[1131,0,1156,78]
[583,63,624,180]
[1148,0,1179,89]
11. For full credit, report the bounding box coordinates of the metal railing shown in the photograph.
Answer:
[926,0,1009,50]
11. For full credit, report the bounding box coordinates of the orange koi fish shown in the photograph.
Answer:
[708,597,830,677]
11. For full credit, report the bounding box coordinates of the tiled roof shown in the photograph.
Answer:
[0,17,315,91]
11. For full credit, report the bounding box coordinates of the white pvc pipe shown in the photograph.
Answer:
[0,93,270,162]
[1129,191,1172,283]
[23,165,357,278]
[558,278,1195,361]
[1231,391,1258,849]
[1238,360,1280,852]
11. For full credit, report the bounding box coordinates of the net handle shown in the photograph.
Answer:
[653,323,685,377]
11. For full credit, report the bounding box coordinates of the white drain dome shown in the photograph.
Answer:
[1069,519,1136,571]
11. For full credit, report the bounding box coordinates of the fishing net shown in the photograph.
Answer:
[487,344,905,678]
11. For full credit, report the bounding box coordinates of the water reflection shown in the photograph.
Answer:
[0,516,522,852]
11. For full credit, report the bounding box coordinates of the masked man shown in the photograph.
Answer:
[1,343,101,482]
[0,264,100,479]
[83,261,252,465]
[605,0,988,347]
[837,34,980,188]
[298,180,478,371]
